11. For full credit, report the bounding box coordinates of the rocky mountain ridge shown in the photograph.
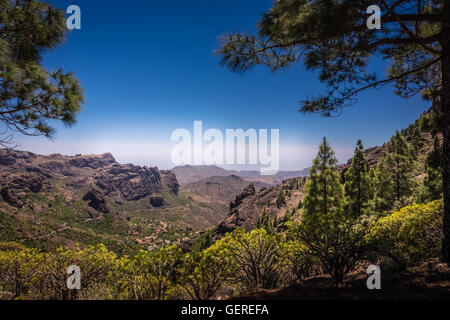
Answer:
[214,177,307,238]
[172,165,309,186]
[0,149,178,215]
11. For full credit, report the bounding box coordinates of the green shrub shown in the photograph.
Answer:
[281,239,320,283]
[215,229,284,292]
[368,200,443,269]
[289,216,372,285]
[180,242,232,300]
[0,246,44,299]
[116,245,183,300]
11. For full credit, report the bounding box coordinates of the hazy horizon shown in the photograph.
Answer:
[12,0,430,171]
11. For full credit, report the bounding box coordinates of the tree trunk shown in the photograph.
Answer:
[441,0,450,264]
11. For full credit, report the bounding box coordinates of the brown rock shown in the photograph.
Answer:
[150,195,166,207]
[69,153,116,169]
[161,170,179,195]
[94,164,165,201]
[0,188,24,208]
[87,207,102,220]
[230,183,255,210]
[83,189,109,213]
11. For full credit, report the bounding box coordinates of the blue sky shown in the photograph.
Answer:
[15,0,430,170]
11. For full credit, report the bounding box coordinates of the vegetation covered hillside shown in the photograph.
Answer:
[0,150,229,255]
[0,111,447,300]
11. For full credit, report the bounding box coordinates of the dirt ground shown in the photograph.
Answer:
[234,259,450,300]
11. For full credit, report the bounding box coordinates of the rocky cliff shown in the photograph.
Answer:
[214,177,307,238]
[0,149,179,215]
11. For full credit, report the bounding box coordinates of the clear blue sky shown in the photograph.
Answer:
[15,0,430,170]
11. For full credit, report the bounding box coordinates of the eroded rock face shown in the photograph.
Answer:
[5,175,43,193]
[230,183,255,210]
[87,207,102,220]
[161,170,179,195]
[83,189,109,214]
[69,153,116,169]
[94,164,164,201]
[0,171,48,208]
[150,195,166,207]
[0,149,180,212]
[0,188,24,208]
[0,152,16,166]
[215,183,268,236]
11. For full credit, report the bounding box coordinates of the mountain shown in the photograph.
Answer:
[0,110,439,253]
[171,165,237,185]
[172,165,309,186]
[214,177,307,239]
[0,150,178,209]
[212,110,441,240]
[0,150,226,254]
[184,175,269,206]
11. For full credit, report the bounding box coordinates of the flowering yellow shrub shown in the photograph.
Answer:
[369,200,443,266]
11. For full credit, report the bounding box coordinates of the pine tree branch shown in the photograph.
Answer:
[323,57,441,111]
[381,0,442,55]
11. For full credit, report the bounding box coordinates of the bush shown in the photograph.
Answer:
[0,246,44,299]
[281,239,320,283]
[116,245,183,300]
[368,200,443,269]
[39,244,117,300]
[216,229,284,292]
[180,243,232,300]
[290,217,372,286]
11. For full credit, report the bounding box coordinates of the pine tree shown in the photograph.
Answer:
[421,136,443,202]
[276,190,286,209]
[217,0,450,264]
[376,132,416,210]
[344,140,375,216]
[272,215,278,229]
[256,209,274,234]
[302,137,346,226]
[0,0,84,147]
[282,210,291,224]
[412,127,422,154]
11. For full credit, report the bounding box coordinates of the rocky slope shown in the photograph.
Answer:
[172,165,309,186]
[0,150,178,211]
[212,110,441,240]
[214,177,307,238]
[184,175,270,206]
[0,150,224,254]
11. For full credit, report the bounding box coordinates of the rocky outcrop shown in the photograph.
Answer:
[94,164,164,201]
[0,149,180,211]
[0,188,24,208]
[0,152,16,166]
[87,207,102,220]
[214,178,307,239]
[230,183,255,210]
[161,170,179,195]
[0,170,48,208]
[150,195,166,207]
[83,189,109,214]
[3,174,44,193]
[215,184,276,237]
[69,153,116,169]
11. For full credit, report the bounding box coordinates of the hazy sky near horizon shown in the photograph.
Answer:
[14,0,430,171]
